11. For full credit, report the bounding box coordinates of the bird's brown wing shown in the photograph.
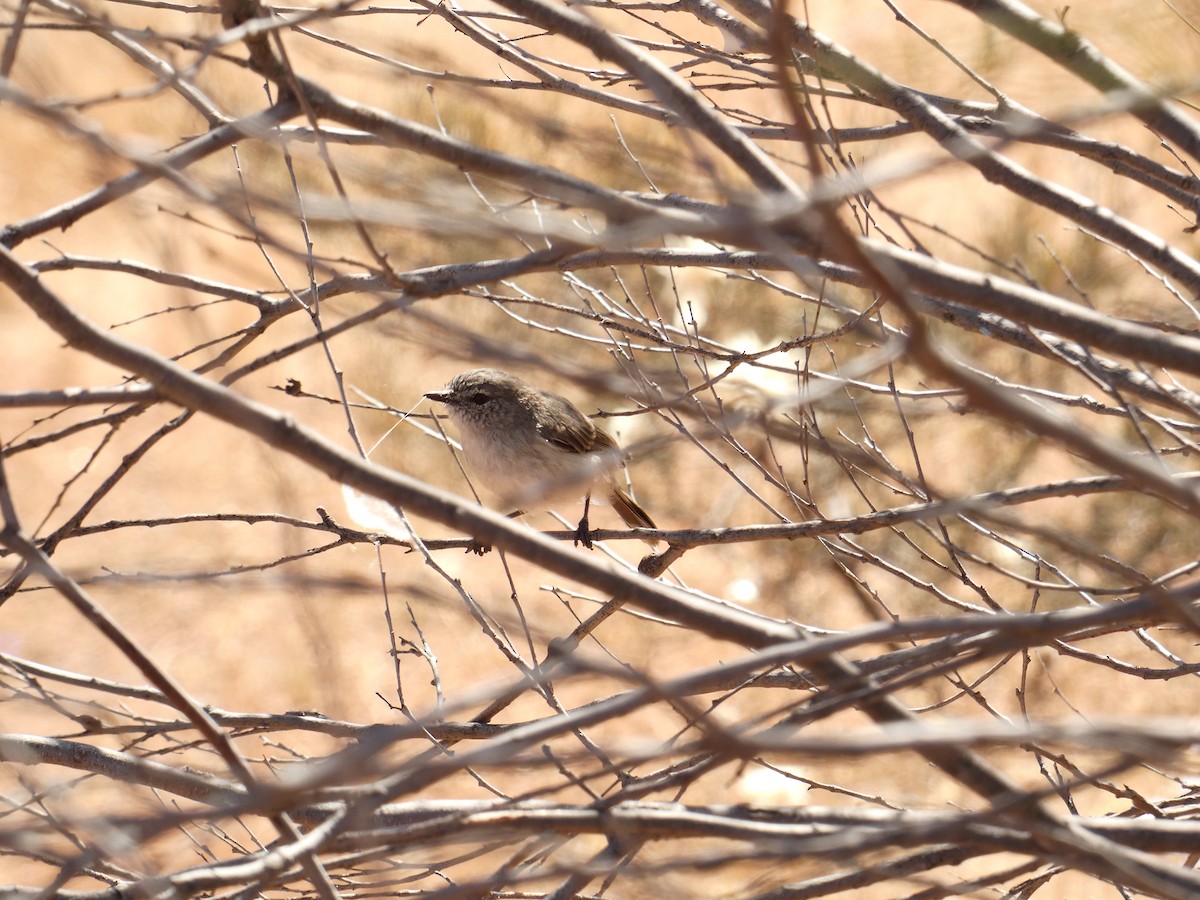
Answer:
[533,390,600,454]
[533,390,654,536]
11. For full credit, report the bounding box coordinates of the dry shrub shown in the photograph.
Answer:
[3,0,1200,897]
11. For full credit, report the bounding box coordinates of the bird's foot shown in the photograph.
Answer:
[573,516,595,550]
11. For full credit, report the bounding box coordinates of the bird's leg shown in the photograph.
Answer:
[573,493,595,549]
[466,509,527,555]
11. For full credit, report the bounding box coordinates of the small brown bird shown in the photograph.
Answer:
[424,369,656,547]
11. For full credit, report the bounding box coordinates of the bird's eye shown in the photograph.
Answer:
[467,392,490,405]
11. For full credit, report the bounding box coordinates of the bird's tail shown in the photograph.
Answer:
[610,485,658,545]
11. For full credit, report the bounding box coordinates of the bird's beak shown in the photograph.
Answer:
[423,389,452,403]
